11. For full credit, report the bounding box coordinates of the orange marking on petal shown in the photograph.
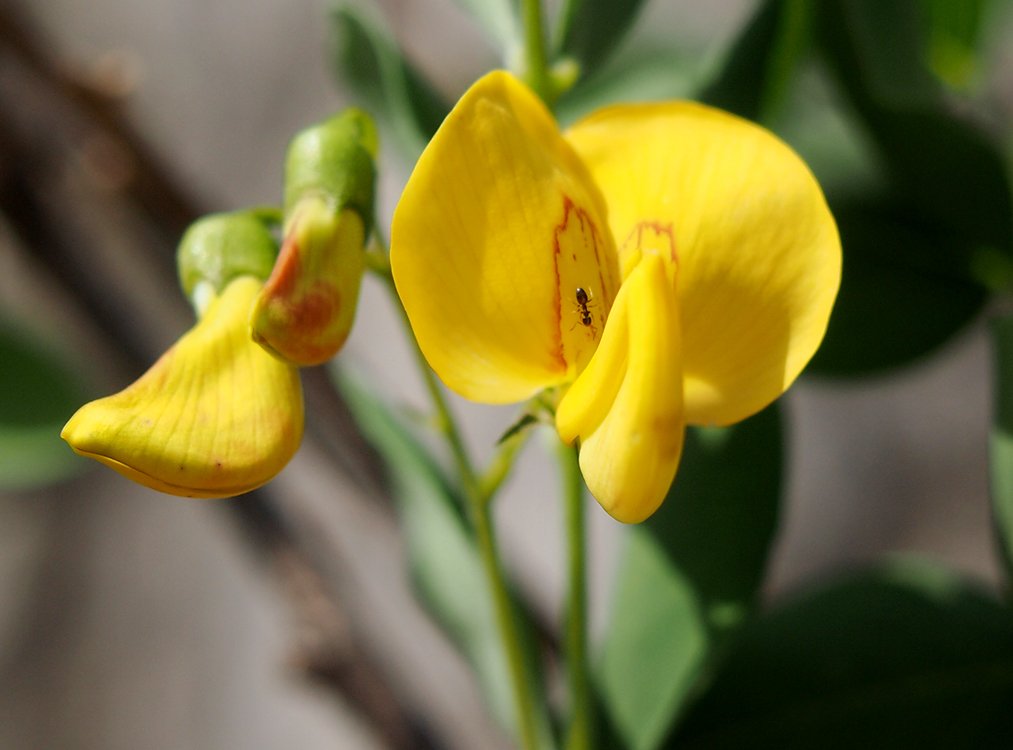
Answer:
[549,196,573,371]
[264,234,302,299]
[552,195,616,376]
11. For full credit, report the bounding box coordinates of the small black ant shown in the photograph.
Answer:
[575,287,593,327]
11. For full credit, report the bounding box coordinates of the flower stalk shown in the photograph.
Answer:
[521,0,552,104]
[560,439,591,750]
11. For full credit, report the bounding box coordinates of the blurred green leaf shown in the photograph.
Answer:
[330,4,451,159]
[989,313,1013,585]
[555,0,649,78]
[809,201,986,376]
[0,323,87,490]
[815,0,1013,254]
[449,0,520,60]
[556,46,698,125]
[700,0,812,123]
[924,0,988,89]
[671,560,1013,749]
[772,66,888,198]
[597,405,783,750]
[334,367,554,749]
[822,0,938,104]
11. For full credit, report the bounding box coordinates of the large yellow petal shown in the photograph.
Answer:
[556,254,685,524]
[566,102,840,426]
[62,276,303,498]
[391,70,621,404]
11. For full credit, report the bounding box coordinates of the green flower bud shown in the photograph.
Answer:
[177,212,278,315]
[251,109,377,366]
[283,108,377,230]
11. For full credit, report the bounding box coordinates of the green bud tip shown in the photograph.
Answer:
[284,108,378,232]
[177,211,279,310]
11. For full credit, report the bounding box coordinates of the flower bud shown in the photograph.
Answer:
[251,110,377,366]
[177,211,278,316]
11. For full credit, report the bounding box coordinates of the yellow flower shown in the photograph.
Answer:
[390,71,840,523]
[62,276,304,498]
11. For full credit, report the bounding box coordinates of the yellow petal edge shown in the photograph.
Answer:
[62,276,304,498]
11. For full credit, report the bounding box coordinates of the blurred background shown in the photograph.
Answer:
[1,0,1011,748]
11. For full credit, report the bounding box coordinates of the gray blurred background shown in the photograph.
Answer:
[0,0,1006,748]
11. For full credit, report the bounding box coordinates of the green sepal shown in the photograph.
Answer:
[176,211,279,303]
[283,108,378,234]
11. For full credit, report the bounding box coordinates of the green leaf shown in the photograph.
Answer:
[989,313,1013,585]
[0,323,87,490]
[815,0,1013,254]
[555,0,649,78]
[556,46,699,126]
[924,0,988,89]
[700,0,812,123]
[333,367,554,749]
[671,560,1013,749]
[772,65,888,198]
[330,4,451,159]
[597,404,783,750]
[449,0,520,60]
[809,201,986,376]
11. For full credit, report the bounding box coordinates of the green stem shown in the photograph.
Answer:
[474,499,540,750]
[479,428,533,503]
[521,0,552,104]
[373,262,541,749]
[559,439,591,750]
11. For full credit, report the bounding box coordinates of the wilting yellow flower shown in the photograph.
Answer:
[62,110,378,499]
[62,276,304,498]
[391,71,840,522]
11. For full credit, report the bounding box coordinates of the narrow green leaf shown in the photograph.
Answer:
[989,313,1013,585]
[333,367,555,748]
[0,323,87,490]
[330,5,451,158]
[815,0,1013,254]
[700,0,812,123]
[555,0,649,77]
[598,405,783,750]
[809,201,986,376]
[672,560,1013,749]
